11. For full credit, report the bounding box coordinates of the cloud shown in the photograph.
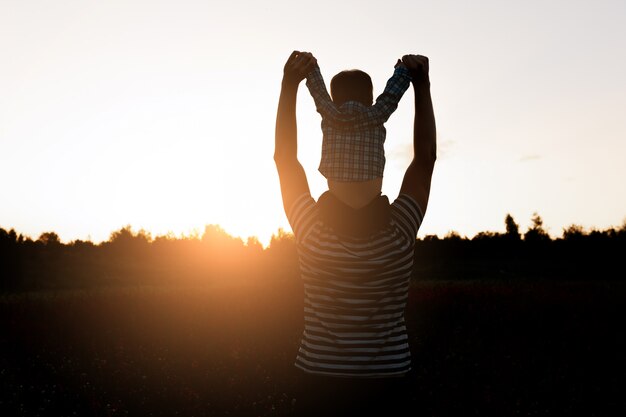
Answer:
[438,139,455,158]
[519,154,542,162]
[387,143,413,166]
[387,138,455,165]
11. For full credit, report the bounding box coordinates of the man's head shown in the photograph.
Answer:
[330,70,373,107]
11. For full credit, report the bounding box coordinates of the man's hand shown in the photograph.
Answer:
[283,51,318,84]
[402,54,429,85]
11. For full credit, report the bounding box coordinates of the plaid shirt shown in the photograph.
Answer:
[305,65,411,182]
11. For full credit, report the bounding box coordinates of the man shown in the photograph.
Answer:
[274,51,436,415]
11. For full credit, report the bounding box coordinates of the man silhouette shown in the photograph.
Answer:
[274,51,436,415]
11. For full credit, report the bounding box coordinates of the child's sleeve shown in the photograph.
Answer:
[305,66,343,122]
[363,66,412,126]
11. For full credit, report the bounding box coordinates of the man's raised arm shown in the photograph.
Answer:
[399,54,437,215]
[274,51,316,216]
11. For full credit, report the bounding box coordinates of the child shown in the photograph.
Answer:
[305,59,412,208]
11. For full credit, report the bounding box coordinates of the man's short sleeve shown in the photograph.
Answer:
[286,193,318,242]
[391,194,424,240]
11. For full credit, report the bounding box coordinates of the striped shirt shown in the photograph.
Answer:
[305,66,412,182]
[287,193,423,378]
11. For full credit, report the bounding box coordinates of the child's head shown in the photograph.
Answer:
[330,70,373,107]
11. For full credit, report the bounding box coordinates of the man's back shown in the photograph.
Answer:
[287,192,423,378]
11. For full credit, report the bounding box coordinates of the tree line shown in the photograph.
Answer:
[1,213,625,292]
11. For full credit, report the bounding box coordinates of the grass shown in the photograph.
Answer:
[1,278,625,416]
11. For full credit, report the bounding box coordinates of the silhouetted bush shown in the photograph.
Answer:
[1,212,625,292]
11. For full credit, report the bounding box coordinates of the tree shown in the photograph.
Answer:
[0,228,18,244]
[38,231,61,246]
[0,228,21,290]
[504,214,521,240]
[268,228,296,260]
[109,226,152,244]
[472,231,498,241]
[524,212,550,242]
[202,224,244,250]
[562,224,585,241]
[444,231,464,241]
[246,236,264,253]
[105,225,152,262]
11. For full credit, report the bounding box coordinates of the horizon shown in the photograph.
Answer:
[2,0,625,246]
[3,209,624,247]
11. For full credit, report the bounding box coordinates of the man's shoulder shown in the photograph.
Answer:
[286,193,318,240]
[391,193,419,208]
[287,193,317,220]
[391,193,423,217]
[390,193,424,239]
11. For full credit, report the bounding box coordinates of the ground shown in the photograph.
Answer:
[1,279,624,416]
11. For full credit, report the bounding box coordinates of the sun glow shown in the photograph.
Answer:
[2,0,626,245]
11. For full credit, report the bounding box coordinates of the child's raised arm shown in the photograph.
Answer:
[304,60,344,122]
[362,62,412,126]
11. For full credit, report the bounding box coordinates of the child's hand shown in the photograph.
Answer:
[394,59,407,69]
[300,52,319,74]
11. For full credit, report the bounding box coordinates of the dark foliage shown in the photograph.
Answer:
[2,214,625,292]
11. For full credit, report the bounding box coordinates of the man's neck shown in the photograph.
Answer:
[327,178,383,209]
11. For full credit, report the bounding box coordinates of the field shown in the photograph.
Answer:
[1,278,625,416]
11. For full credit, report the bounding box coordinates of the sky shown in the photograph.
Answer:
[1,0,625,246]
